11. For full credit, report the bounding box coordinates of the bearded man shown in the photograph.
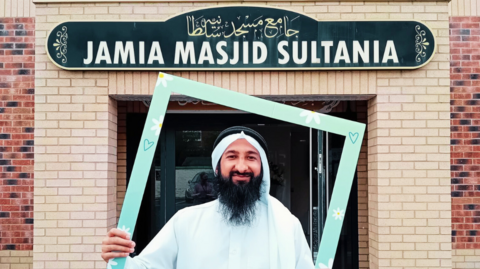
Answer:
[101,126,315,269]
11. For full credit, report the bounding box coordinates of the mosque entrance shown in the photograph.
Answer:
[125,110,359,269]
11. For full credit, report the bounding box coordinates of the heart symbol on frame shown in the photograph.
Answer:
[349,132,359,144]
[144,139,154,151]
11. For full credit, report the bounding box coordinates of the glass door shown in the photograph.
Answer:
[312,130,326,261]
[161,114,305,223]
[174,129,220,212]
[314,130,359,269]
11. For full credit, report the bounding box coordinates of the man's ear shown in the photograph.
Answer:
[215,162,220,176]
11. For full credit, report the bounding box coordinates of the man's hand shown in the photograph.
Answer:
[101,228,136,263]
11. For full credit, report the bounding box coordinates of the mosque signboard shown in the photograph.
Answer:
[46,6,436,70]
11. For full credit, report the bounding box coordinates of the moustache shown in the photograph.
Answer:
[230,171,254,184]
[230,171,254,177]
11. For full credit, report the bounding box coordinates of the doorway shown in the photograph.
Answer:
[125,111,359,269]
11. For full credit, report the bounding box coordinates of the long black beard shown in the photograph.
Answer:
[216,167,263,226]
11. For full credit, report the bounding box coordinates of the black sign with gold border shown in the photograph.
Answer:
[46,6,436,70]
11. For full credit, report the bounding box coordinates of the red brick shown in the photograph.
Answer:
[461,62,479,68]
[462,49,480,54]
[451,48,462,54]
[1,205,19,212]
[3,63,22,69]
[462,23,480,28]
[463,36,480,42]
[453,93,473,99]
[467,243,480,248]
[0,18,14,23]
[456,222,474,228]
[449,35,462,41]
[23,50,34,56]
[454,210,473,216]
[452,17,471,23]
[451,16,480,249]
[0,18,34,252]
[13,18,33,24]
[451,42,472,48]
[451,23,462,29]
[0,70,13,76]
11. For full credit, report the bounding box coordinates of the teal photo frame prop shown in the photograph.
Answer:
[108,72,365,269]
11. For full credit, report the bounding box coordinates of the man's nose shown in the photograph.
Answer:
[235,159,248,172]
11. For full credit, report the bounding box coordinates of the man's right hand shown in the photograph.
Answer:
[101,228,136,263]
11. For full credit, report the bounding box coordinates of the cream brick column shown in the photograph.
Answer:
[449,0,480,16]
[34,4,117,269]
[34,72,117,269]
[0,0,35,17]
[367,3,451,268]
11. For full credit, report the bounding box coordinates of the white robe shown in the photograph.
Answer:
[125,199,315,269]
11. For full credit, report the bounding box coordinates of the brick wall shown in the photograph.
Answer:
[0,17,35,252]
[35,2,450,269]
[450,16,480,268]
